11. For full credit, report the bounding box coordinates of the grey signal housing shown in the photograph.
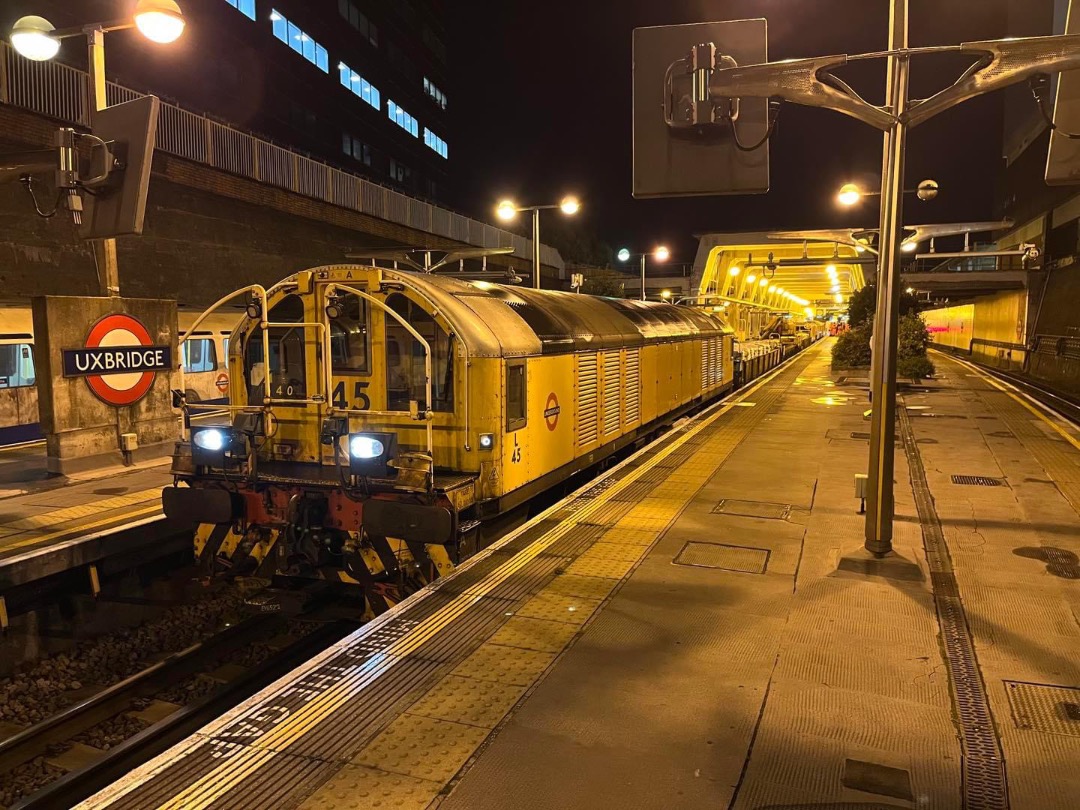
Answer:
[632,19,769,198]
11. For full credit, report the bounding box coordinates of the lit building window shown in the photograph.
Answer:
[338,62,380,110]
[387,100,418,137]
[423,78,447,109]
[423,128,448,159]
[271,9,329,73]
[223,0,256,20]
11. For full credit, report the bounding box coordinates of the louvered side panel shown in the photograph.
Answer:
[602,352,621,435]
[701,341,709,389]
[577,354,599,446]
[625,348,641,425]
[710,337,720,386]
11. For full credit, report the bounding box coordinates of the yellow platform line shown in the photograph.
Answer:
[942,353,1080,452]
[0,503,164,553]
[93,344,822,810]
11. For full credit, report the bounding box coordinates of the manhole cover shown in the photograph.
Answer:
[673,542,769,574]
[712,499,791,520]
[1005,681,1080,737]
[841,759,914,802]
[951,475,1007,487]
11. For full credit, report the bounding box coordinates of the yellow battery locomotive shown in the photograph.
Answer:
[164,265,735,612]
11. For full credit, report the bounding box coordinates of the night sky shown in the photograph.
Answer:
[447,0,1013,266]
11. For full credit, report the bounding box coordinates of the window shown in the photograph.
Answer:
[330,294,370,374]
[385,294,453,412]
[342,132,373,165]
[182,338,218,374]
[423,78,447,109]
[387,100,418,137]
[386,41,418,82]
[422,26,446,65]
[245,294,308,401]
[506,362,526,432]
[223,0,256,20]
[0,342,35,388]
[337,0,378,47]
[271,10,329,73]
[389,159,411,184]
[337,62,380,110]
[423,128,448,159]
[288,102,317,134]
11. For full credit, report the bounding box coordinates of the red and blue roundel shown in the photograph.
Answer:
[62,313,172,406]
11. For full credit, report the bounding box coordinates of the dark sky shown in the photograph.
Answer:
[447,0,1012,265]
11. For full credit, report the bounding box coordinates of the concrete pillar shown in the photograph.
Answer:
[32,296,178,475]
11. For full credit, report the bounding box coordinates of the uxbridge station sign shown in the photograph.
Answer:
[62,313,172,406]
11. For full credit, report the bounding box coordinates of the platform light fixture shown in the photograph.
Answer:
[661,290,671,299]
[837,183,862,206]
[835,293,844,304]
[728,266,741,277]
[901,241,918,253]
[9,15,59,60]
[493,196,581,288]
[617,245,670,301]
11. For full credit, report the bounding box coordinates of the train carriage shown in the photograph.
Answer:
[165,265,735,612]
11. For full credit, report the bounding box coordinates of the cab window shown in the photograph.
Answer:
[506,362,526,431]
[0,343,35,388]
[182,338,217,374]
[245,294,307,401]
[385,293,453,412]
[330,294,370,374]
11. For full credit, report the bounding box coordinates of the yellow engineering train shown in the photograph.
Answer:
[164,265,735,612]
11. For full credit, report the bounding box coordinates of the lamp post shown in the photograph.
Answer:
[836,178,939,207]
[495,196,580,289]
[9,1,185,298]
[617,245,670,300]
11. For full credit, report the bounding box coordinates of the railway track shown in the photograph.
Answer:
[0,606,358,809]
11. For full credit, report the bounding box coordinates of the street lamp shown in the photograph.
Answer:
[836,178,939,206]
[9,1,186,297]
[616,245,670,301]
[493,195,580,289]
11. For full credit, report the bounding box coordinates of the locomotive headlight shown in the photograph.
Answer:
[190,426,238,467]
[193,428,226,452]
[479,433,495,451]
[348,431,397,477]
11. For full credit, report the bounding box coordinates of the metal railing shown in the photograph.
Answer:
[0,42,564,272]
[1032,334,1080,359]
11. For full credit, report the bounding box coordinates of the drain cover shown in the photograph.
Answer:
[841,759,914,802]
[1005,681,1080,737]
[951,475,1007,487]
[673,542,769,574]
[712,499,790,520]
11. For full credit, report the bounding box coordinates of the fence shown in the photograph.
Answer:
[0,42,564,271]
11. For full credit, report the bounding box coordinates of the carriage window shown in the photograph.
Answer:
[245,294,308,401]
[221,335,230,365]
[330,295,370,374]
[506,362,526,432]
[384,293,453,412]
[0,343,35,388]
[182,338,217,374]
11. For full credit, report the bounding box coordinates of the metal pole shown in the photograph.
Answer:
[531,208,540,289]
[640,254,646,301]
[87,27,120,298]
[864,0,909,555]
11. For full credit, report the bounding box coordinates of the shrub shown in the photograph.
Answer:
[898,313,930,358]
[897,354,936,380]
[832,324,873,369]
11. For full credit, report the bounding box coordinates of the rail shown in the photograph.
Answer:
[0,42,563,272]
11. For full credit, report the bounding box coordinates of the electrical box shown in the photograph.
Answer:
[120,433,139,452]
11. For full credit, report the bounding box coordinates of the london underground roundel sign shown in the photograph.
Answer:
[62,313,172,406]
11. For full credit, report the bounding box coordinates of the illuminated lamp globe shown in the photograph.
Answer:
[134,0,186,44]
[901,241,918,253]
[837,183,861,207]
[661,290,671,299]
[495,200,518,222]
[759,278,769,286]
[11,16,60,61]
[559,196,581,216]
[916,179,939,201]
[654,246,670,262]
[616,248,631,263]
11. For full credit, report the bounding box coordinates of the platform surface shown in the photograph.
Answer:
[79,340,1080,810]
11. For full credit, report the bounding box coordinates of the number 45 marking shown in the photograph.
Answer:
[511,435,522,463]
[331,381,370,410]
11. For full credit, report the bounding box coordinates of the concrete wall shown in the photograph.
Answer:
[32,297,178,474]
[924,291,1029,372]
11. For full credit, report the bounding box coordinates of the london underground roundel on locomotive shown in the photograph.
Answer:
[62,313,173,406]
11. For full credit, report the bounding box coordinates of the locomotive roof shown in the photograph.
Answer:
[381,270,731,358]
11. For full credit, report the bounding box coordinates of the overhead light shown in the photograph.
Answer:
[767,285,776,293]
[837,183,861,206]
[10,15,60,61]
[661,290,671,299]
[728,266,741,277]
[746,274,757,284]
[906,287,915,294]
[559,196,581,215]
[617,248,630,262]
[495,199,518,222]
[901,241,917,253]
[826,264,837,275]
[134,0,186,44]
[654,246,670,262]
[835,293,844,304]
[759,278,769,286]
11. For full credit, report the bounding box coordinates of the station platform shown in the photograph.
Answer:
[79,339,1080,810]
[0,452,179,625]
